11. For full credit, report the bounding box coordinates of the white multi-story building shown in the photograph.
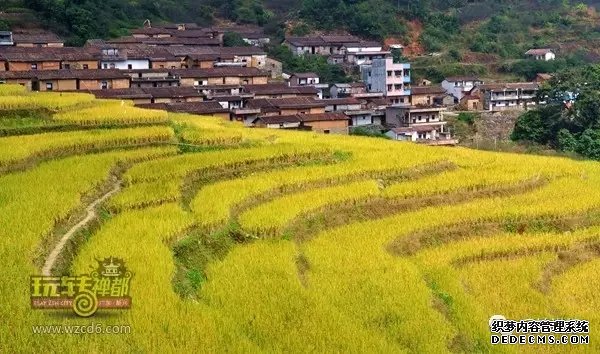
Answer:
[361,57,411,104]
[441,76,484,101]
[474,82,541,111]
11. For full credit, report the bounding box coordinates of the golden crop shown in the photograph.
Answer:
[1,86,599,353]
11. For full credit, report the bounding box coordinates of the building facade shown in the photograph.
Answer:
[361,57,411,104]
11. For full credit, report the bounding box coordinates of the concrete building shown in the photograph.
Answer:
[385,105,451,143]
[441,76,484,101]
[361,56,411,104]
[474,82,541,111]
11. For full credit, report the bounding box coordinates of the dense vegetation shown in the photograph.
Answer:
[512,64,600,159]
[1,0,597,61]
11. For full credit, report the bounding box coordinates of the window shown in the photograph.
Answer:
[63,63,71,69]
[31,63,38,70]
[394,84,402,90]
[387,71,392,77]
[387,84,393,91]
[101,81,108,90]
[109,63,115,69]
[83,64,89,69]
[102,63,108,69]
[324,129,331,134]
[394,70,402,76]
[159,65,165,68]
[127,64,133,70]
[46,82,53,91]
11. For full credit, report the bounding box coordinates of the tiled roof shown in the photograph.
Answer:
[525,48,554,55]
[138,101,228,114]
[292,72,319,78]
[0,47,98,62]
[243,83,318,95]
[11,30,63,44]
[319,97,362,105]
[411,86,447,95]
[256,112,349,124]
[90,86,203,99]
[247,97,325,110]
[477,82,540,91]
[91,88,152,99]
[0,69,127,80]
[171,67,269,78]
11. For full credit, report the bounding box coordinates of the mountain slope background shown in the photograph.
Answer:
[0,0,598,81]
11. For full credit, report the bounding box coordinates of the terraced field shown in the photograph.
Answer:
[1,86,598,352]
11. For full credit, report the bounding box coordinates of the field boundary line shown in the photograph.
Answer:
[42,180,121,276]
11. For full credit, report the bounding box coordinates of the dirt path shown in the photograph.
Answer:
[42,181,121,276]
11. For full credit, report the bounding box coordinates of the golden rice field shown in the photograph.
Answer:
[1,86,599,353]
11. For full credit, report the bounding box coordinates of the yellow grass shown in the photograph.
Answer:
[1,89,600,352]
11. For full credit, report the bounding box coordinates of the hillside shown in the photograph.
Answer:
[1,0,598,81]
[1,86,600,352]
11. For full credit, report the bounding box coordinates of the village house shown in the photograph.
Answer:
[384,105,452,143]
[0,71,36,88]
[92,85,204,105]
[11,29,64,47]
[289,72,320,86]
[213,93,256,110]
[246,97,326,117]
[137,101,230,120]
[172,67,269,86]
[288,72,329,98]
[410,86,454,106]
[441,76,484,101]
[108,36,222,47]
[361,56,411,104]
[525,49,556,61]
[131,27,176,39]
[198,84,244,97]
[125,69,180,88]
[345,47,390,66]
[183,47,267,70]
[141,86,203,103]
[329,83,367,98]
[252,112,350,134]
[89,44,181,70]
[207,25,271,46]
[473,82,541,111]
[322,97,363,113]
[264,58,283,78]
[284,35,382,62]
[459,94,482,111]
[91,88,153,104]
[0,47,99,71]
[320,97,379,126]
[0,69,129,91]
[243,83,318,99]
